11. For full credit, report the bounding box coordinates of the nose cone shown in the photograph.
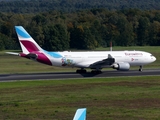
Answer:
[151,56,156,62]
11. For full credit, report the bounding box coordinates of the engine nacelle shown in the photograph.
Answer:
[112,62,130,71]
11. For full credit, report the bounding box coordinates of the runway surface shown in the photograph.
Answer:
[0,69,160,82]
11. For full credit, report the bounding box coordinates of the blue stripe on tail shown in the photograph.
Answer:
[15,26,31,38]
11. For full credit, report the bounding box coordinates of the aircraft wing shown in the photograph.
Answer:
[89,54,115,68]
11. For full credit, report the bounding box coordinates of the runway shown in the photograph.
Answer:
[0,69,160,82]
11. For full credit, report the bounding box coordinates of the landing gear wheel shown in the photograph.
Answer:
[139,66,143,72]
[139,69,142,72]
[76,69,87,73]
[91,70,102,74]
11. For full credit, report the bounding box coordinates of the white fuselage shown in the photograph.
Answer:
[48,51,156,68]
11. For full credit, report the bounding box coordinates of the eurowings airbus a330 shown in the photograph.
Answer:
[7,26,156,73]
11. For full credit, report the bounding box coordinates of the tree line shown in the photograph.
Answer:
[1,9,160,51]
[0,0,159,13]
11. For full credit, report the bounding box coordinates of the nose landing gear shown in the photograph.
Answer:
[139,65,143,72]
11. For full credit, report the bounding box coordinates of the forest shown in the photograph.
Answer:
[1,9,160,50]
[0,0,159,13]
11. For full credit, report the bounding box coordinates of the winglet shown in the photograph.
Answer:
[73,108,86,120]
[108,54,113,58]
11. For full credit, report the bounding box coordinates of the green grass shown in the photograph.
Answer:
[0,47,160,119]
[0,46,160,73]
[0,76,160,120]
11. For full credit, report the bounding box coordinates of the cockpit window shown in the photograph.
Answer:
[150,55,153,57]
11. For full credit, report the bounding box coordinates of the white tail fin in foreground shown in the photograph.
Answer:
[73,108,86,120]
[15,26,43,54]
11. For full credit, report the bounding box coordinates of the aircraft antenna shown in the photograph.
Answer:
[110,41,112,51]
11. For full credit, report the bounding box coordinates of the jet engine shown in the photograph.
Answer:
[112,62,130,71]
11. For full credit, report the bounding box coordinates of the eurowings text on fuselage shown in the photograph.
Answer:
[7,26,156,73]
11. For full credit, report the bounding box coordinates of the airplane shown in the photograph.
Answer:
[73,108,86,120]
[6,26,156,73]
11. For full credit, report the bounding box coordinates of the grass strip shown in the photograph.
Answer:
[0,76,160,120]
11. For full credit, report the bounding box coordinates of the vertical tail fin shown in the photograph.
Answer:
[15,26,43,54]
[73,108,86,120]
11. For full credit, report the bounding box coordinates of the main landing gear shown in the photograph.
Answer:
[76,68,87,73]
[91,68,102,74]
[139,65,143,72]
[76,68,102,74]
[91,70,102,74]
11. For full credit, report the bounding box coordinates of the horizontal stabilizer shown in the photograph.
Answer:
[6,52,19,56]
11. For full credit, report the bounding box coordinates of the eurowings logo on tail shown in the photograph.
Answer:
[15,26,62,58]
[14,26,63,66]
[15,26,42,54]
